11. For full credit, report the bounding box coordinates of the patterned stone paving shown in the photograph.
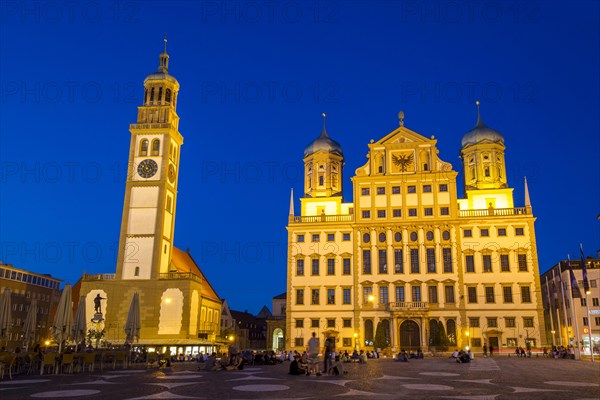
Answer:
[0,357,597,399]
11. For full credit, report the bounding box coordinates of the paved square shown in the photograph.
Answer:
[1,357,598,399]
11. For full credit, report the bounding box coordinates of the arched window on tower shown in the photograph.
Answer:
[158,87,163,103]
[150,87,155,103]
[139,139,148,156]
[144,89,148,104]
[165,89,172,103]
[134,266,140,277]
[151,139,160,156]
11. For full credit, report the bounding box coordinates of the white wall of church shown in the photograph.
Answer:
[122,237,153,279]
[128,208,158,235]
[130,186,159,207]
[158,288,184,334]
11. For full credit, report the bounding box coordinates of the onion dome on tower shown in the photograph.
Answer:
[461,101,504,148]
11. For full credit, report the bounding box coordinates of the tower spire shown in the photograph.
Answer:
[158,35,169,74]
[289,188,295,216]
[475,100,486,128]
[321,113,328,137]
[524,176,532,208]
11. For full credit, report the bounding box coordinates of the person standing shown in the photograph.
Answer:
[307,332,322,376]
[489,345,494,357]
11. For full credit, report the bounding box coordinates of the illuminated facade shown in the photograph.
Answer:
[286,108,546,354]
[78,43,222,354]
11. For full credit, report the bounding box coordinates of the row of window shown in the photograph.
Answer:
[360,184,449,196]
[295,250,529,276]
[469,316,535,328]
[464,227,524,237]
[583,316,600,326]
[294,283,534,305]
[361,207,450,219]
[12,303,50,314]
[295,317,354,329]
[144,86,173,104]
[580,298,600,307]
[138,138,161,156]
[298,230,453,243]
[0,269,60,290]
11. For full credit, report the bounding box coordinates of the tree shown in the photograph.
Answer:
[435,321,449,351]
[374,320,390,350]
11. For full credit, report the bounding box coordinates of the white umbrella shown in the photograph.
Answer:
[51,283,73,352]
[22,298,38,349]
[124,292,140,343]
[72,296,87,347]
[0,288,13,346]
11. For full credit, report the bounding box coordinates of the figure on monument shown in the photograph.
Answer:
[94,294,105,314]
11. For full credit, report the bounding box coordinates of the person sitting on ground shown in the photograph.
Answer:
[226,353,244,370]
[450,349,460,360]
[359,350,367,364]
[199,352,220,371]
[289,354,307,375]
[328,355,348,375]
[409,351,417,359]
[351,349,360,362]
[416,348,424,359]
[219,352,230,369]
[341,350,350,362]
[459,350,471,363]
[396,350,409,362]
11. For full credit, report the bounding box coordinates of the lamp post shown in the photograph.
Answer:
[551,330,556,348]
[465,330,470,351]
[353,332,358,351]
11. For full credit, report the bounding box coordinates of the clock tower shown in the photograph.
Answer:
[115,40,183,280]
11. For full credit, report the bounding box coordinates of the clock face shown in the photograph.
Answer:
[168,164,176,183]
[137,159,158,178]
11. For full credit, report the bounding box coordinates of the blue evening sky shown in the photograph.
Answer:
[1,1,598,313]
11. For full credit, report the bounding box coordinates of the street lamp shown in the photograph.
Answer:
[368,295,375,303]
[551,330,556,347]
[353,332,358,351]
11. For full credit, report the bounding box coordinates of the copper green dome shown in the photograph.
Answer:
[461,104,504,147]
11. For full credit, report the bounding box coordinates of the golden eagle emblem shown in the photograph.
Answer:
[392,153,414,172]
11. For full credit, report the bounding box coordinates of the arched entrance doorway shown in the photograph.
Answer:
[399,320,420,350]
[272,328,283,351]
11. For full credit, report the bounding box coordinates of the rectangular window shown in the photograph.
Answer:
[465,255,475,272]
[424,207,433,216]
[327,258,335,275]
[410,249,419,273]
[488,318,497,328]
[327,233,335,241]
[343,233,351,241]
[361,188,370,196]
[392,186,401,194]
[327,319,335,328]
[423,185,432,192]
[443,248,452,272]
[408,208,417,217]
[297,234,305,242]
[311,319,319,328]
[379,286,389,304]
[377,187,385,195]
[378,249,387,273]
[363,250,372,274]
[480,228,489,237]
[407,185,416,193]
[363,287,373,304]
[296,259,304,276]
[395,286,405,302]
[428,285,438,304]
[393,209,401,217]
[343,319,352,328]
[505,317,516,328]
[445,285,455,303]
[463,229,472,237]
[503,286,513,303]
[500,254,510,272]
[311,289,320,305]
[342,338,352,347]
[468,286,477,303]
[497,228,507,236]
[362,210,371,219]
[411,285,421,302]
[515,227,524,236]
[469,317,480,327]
[426,248,436,273]
[485,286,495,303]
[343,258,351,275]
[296,289,304,305]
[295,338,304,347]
[483,255,492,272]
[312,234,320,242]
[583,317,589,326]
[312,259,319,275]
[591,280,597,288]
[593,298,599,307]
[518,254,528,271]
[506,338,517,347]
[521,286,531,303]
[523,317,534,328]
[595,317,600,326]
[440,207,449,216]
[343,288,351,304]
[581,298,587,306]
[327,289,335,305]
[439,184,448,192]
[394,249,404,273]
[296,319,304,328]
[377,209,386,218]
